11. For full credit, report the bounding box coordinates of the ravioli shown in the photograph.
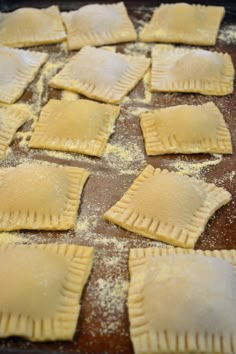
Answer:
[0,6,66,47]
[0,46,48,104]
[151,45,234,96]
[62,2,137,50]
[29,99,120,156]
[0,243,94,341]
[140,102,232,155]
[129,247,236,354]
[49,46,150,104]
[0,163,89,231]
[140,3,225,45]
[104,165,231,248]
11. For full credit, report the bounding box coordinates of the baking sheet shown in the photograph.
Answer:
[0,1,235,353]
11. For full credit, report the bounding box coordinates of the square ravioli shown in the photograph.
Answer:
[62,2,137,50]
[0,243,94,341]
[104,165,231,248]
[151,45,234,96]
[49,46,150,104]
[139,3,225,45]
[29,99,120,157]
[129,247,236,354]
[0,163,89,231]
[0,46,48,104]
[140,102,233,155]
[0,6,66,47]
[0,104,31,159]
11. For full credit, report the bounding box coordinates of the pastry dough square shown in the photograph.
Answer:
[49,46,150,104]
[0,163,90,231]
[0,6,66,47]
[104,165,231,248]
[0,46,48,104]
[139,3,225,45]
[151,45,234,96]
[29,99,120,157]
[129,247,236,354]
[0,104,31,159]
[62,2,137,50]
[141,102,233,155]
[0,243,94,341]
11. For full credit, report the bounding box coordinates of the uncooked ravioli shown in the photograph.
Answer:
[0,6,66,47]
[62,2,136,49]
[140,102,232,155]
[0,163,89,231]
[0,243,94,341]
[104,165,231,248]
[150,45,234,95]
[49,46,150,104]
[30,99,120,157]
[128,247,236,354]
[140,3,225,45]
[0,46,48,104]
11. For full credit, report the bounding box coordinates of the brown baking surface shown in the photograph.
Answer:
[0,2,235,354]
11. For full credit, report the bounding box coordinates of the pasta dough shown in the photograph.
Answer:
[62,2,137,50]
[140,3,225,45]
[29,99,120,156]
[0,6,66,47]
[0,163,89,231]
[129,247,236,354]
[0,104,30,159]
[140,102,233,155]
[49,46,150,104]
[0,243,94,341]
[0,46,48,104]
[104,165,231,248]
[151,45,234,95]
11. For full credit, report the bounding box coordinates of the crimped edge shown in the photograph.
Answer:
[29,99,120,157]
[0,243,94,341]
[140,102,233,155]
[0,104,31,159]
[104,165,231,248]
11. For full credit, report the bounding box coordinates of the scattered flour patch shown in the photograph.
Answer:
[170,154,223,178]
[104,142,146,173]
[86,276,129,335]
[218,24,236,44]
[31,59,65,114]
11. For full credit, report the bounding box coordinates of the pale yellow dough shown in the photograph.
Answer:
[129,247,236,354]
[49,46,150,104]
[104,165,231,248]
[0,46,48,104]
[0,243,94,341]
[0,6,66,47]
[140,102,233,155]
[0,104,31,159]
[62,2,137,50]
[151,45,234,95]
[0,163,90,231]
[140,3,225,45]
[29,99,120,156]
